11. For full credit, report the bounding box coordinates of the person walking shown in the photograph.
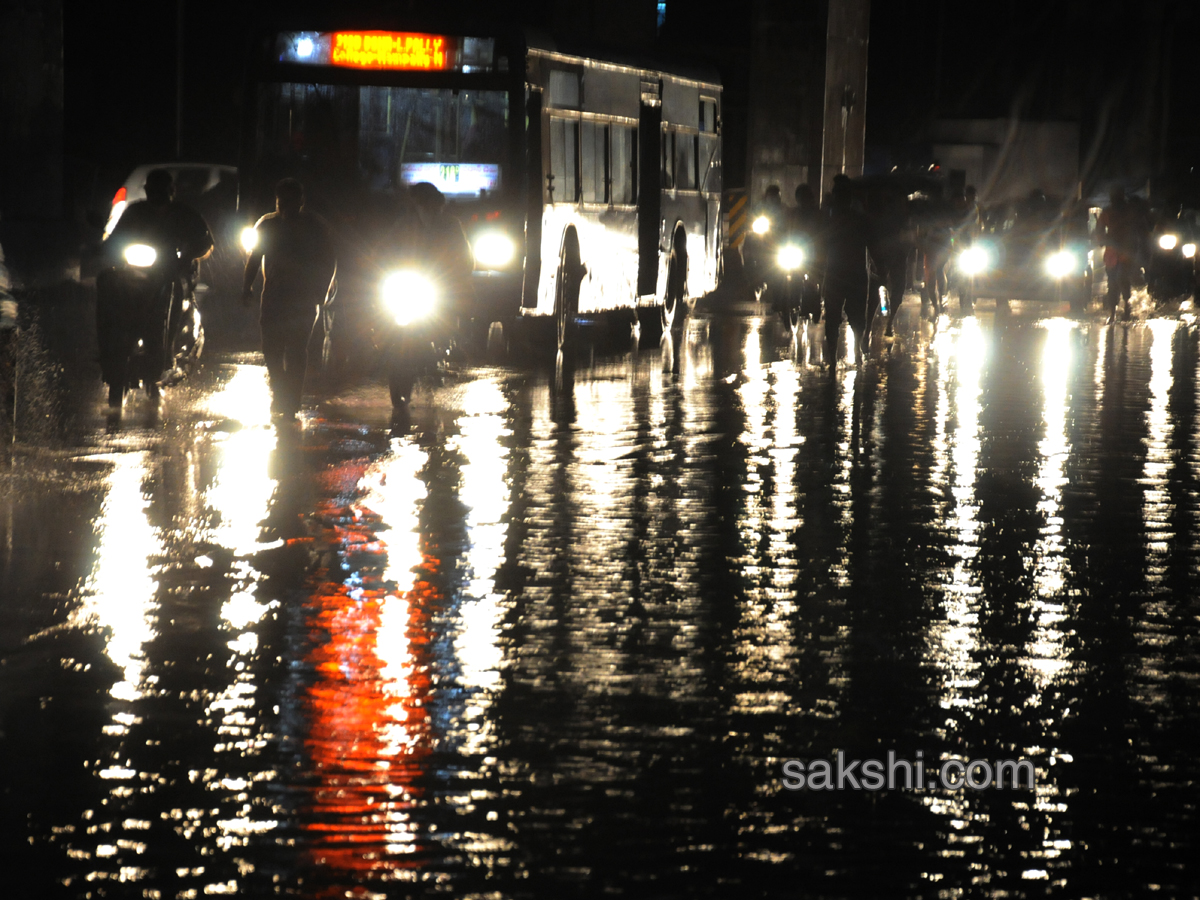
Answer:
[241,178,337,417]
[821,175,877,365]
[1097,186,1139,322]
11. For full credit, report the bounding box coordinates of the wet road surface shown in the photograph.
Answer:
[3,290,1200,898]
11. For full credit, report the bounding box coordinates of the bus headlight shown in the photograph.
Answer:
[241,227,259,253]
[958,245,990,276]
[1183,243,1196,259]
[473,231,515,269]
[381,270,437,327]
[1045,250,1079,279]
[776,244,804,272]
[1159,233,1179,251]
[123,244,157,267]
[752,215,770,236]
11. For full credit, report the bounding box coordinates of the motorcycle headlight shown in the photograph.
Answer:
[241,227,259,253]
[752,215,770,236]
[473,231,515,270]
[1183,243,1196,259]
[958,245,990,276]
[123,244,157,268]
[1159,233,1179,251]
[1045,250,1078,279]
[381,270,437,327]
[776,244,804,272]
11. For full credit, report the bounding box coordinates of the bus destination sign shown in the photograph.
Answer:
[274,31,498,73]
[331,32,450,70]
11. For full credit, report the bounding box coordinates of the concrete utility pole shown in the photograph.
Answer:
[745,0,869,205]
[819,0,869,200]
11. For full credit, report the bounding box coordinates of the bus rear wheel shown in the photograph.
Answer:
[555,227,583,353]
[661,226,687,331]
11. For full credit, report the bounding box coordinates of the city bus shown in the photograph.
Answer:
[240,22,723,352]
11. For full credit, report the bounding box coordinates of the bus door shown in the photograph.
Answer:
[637,80,663,297]
[522,88,544,309]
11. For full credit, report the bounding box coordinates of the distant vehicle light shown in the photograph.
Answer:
[752,215,770,236]
[381,269,437,326]
[123,244,157,267]
[1045,250,1078,279]
[958,245,990,276]
[241,227,259,253]
[1159,233,1179,251]
[1183,243,1196,259]
[473,231,515,269]
[776,244,804,271]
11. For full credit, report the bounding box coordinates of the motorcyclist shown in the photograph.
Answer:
[745,185,786,294]
[100,168,213,396]
[788,184,824,320]
[385,182,474,325]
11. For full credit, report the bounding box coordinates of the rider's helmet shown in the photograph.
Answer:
[144,169,175,204]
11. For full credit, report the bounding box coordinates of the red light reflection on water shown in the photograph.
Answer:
[299,458,438,886]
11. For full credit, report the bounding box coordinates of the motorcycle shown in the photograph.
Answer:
[96,241,203,407]
[377,266,455,407]
[767,240,821,331]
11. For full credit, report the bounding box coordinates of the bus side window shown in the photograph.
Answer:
[662,129,674,190]
[611,126,635,205]
[549,118,578,203]
[581,121,608,203]
[676,131,696,191]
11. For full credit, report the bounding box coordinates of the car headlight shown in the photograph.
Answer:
[381,270,437,327]
[958,245,990,276]
[752,215,770,236]
[1183,243,1196,259]
[241,227,259,253]
[1045,250,1078,279]
[123,244,157,267]
[776,244,804,272]
[1159,233,1179,251]
[473,231,515,269]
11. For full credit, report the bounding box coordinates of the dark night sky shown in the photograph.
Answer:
[61,0,1199,210]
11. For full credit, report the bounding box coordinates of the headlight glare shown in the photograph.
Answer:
[776,244,804,271]
[1159,233,1179,251]
[1046,250,1078,279]
[958,245,990,276]
[1183,243,1196,259]
[381,270,437,327]
[473,232,515,269]
[124,244,157,267]
[752,215,770,236]
[241,227,259,253]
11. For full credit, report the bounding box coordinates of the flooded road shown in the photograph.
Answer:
[3,297,1200,898]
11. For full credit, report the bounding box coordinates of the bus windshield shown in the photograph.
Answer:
[253,82,509,219]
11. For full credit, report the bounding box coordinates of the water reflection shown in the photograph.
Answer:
[15,310,1200,898]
